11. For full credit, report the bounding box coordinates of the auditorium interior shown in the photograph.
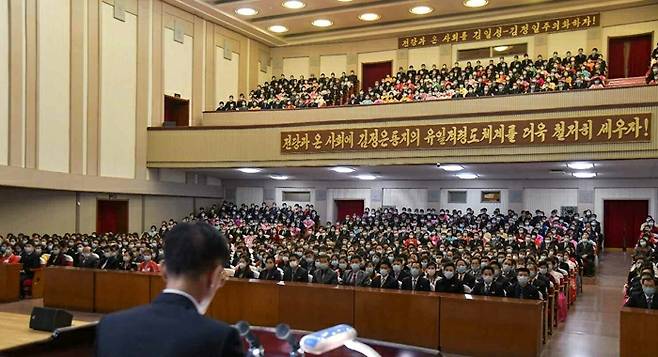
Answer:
[1,0,658,356]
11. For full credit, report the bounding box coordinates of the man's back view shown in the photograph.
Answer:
[96,222,244,357]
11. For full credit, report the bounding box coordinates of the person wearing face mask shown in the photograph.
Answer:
[76,246,99,269]
[506,268,540,300]
[435,263,465,293]
[471,266,506,297]
[283,254,308,282]
[576,234,596,277]
[312,254,338,285]
[489,261,511,292]
[454,258,476,288]
[424,262,441,290]
[259,256,282,281]
[528,263,549,299]
[625,276,658,309]
[391,257,411,282]
[46,244,68,267]
[19,242,41,298]
[1,246,21,264]
[371,261,399,289]
[118,252,135,271]
[138,249,160,273]
[233,256,255,279]
[99,247,119,270]
[401,261,431,291]
[96,222,242,356]
[342,256,367,287]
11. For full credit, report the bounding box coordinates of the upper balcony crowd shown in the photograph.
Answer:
[214,45,658,112]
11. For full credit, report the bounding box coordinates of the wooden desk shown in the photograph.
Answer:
[94,270,151,313]
[44,267,94,311]
[439,294,543,357]
[278,282,354,332]
[620,307,658,357]
[354,288,440,349]
[0,264,21,302]
[209,279,279,327]
[31,269,44,299]
[149,274,165,302]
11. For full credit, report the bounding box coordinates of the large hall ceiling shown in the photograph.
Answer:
[189,159,658,182]
[173,0,655,45]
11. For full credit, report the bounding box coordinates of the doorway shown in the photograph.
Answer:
[603,200,648,250]
[335,200,365,221]
[361,61,392,92]
[97,200,129,234]
[607,34,653,79]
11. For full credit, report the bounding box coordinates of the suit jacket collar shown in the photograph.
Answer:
[153,292,198,312]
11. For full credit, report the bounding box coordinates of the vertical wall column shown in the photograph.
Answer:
[24,0,36,169]
[70,0,86,175]
[135,0,152,180]
[8,0,25,167]
[86,0,99,175]
[151,0,163,127]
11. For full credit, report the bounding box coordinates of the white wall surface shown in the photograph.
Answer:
[275,187,316,208]
[383,188,428,210]
[236,187,264,205]
[524,188,578,214]
[440,188,509,212]
[258,61,272,85]
[547,30,588,57]
[99,3,136,178]
[163,28,193,123]
[0,0,9,166]
[320,54,347,77]
[282,57,310,79]
[408,47,440,68]
[37,0,70,173]
[215,47,239,104]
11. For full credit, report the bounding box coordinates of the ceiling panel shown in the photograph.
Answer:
[208,0,563,37]
[187,159,658,181]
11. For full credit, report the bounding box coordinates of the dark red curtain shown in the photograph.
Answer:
[628,35,652,77]
[361,61,392,92]
[608,37,626,79]
[604,200,648,249]
[335,200,365,221]
[97,200,129,234]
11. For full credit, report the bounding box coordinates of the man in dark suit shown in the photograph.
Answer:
[506,268,540,300]
[436,263,465,293]
[400,262,431,292]
[455,258,476,288]
[312,254,338,285]
[342,256,367,287]
[471,266,506,297]
[78,246,99,268]
[370,262,399,289]
[96,222,243,357]
[625,276,658,309]
[391,257,411,283]
[259,256,282,281]
[283,254,308,282]
[99,247,119,270]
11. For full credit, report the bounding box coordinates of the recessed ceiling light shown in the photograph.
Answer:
[567,161,594,170]
[337,0,353,2]
[282,1,306,9]
[237,168,262,174]
[235,7,258,16]
[312,19,333,27]
[457,173,478,179]
[269,175,289,180]
[493,45,510,52]
[463,0,489,8]
[268,25,289,33]
[356,174,377,180]
[573,172,597,178]
[331,166,355,173]
[439,164,464,172]
[358,13,380,22]
[409,6,434,15]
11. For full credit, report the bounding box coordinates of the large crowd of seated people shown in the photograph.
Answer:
[2,202,601,305]
[623,216,658,309]
[352,48,607,105]
[215,71,359,111]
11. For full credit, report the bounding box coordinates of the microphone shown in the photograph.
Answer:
[235,321,263,356]
[275,323,302,356]
[299,324,357,354]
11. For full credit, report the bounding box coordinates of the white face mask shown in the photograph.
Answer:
[197,266,225,315]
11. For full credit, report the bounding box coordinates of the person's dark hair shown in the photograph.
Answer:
[517,267,530,274]
[163,222,230,277]
[481,266,494,275]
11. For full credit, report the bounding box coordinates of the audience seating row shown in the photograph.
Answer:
[43,266,543,357]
